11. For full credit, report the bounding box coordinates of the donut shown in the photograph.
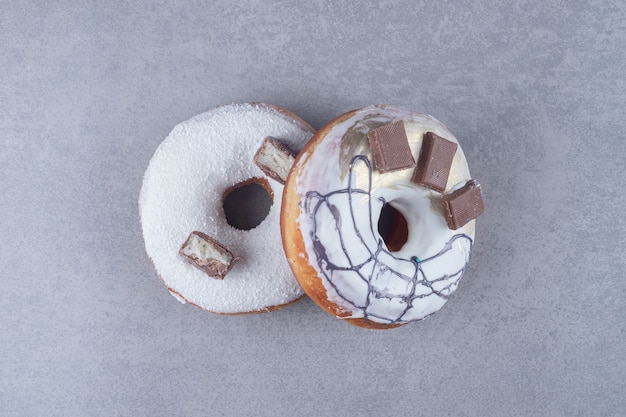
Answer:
[140,103,315,314]
[281,105,484,328]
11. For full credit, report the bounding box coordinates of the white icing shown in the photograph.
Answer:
[295,105,475,324]
[140,103,314,313]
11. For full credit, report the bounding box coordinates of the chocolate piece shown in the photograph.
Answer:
[412,132,458,192]
[179,231,240,279]
[441,180,485,230]
[367,121,416,173]
[254,136,297,184]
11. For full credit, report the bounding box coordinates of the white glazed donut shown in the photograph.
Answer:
[281,105,480,328]
[140,103,315,314]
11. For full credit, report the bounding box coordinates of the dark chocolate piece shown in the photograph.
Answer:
[441,180,485,230]
[253,136,296,184]
[412,132,458,192]
[179,231,240,279]
[367,121,416,173]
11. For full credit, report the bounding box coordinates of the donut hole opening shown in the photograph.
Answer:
[377,203,409,252]
[222,178,274,231]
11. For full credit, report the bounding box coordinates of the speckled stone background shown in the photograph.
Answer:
[1,1,625,416]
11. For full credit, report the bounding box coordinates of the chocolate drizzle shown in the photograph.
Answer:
[303,155,473,325]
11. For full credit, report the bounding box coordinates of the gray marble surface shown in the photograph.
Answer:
[1,1,625,416]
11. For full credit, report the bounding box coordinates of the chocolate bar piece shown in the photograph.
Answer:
[412,132,458,192]
[367,120,416,173]
[254,136,297,184]
[179,231,240,279]
[441,180,485,230]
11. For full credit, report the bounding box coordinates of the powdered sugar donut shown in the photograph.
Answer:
[281,105,484,328]
[140,103,315,314]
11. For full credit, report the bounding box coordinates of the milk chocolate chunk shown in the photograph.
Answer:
[254,136,297,184]
[367,120,416,173]
[441,180,485,230]
[179,231,240,279]
[412,132,458,192]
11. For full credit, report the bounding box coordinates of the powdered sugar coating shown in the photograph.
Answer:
[140,103,314,313]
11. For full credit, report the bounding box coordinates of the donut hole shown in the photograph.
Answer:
[222,178,274,231]
[377,203,409,252]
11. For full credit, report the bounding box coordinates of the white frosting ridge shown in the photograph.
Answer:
[295,105,475,324]
[140,103,314,313]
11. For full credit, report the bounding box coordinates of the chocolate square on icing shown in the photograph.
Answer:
[412,132,458,192]
[441,180,485,230]
[367,120,416,173]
